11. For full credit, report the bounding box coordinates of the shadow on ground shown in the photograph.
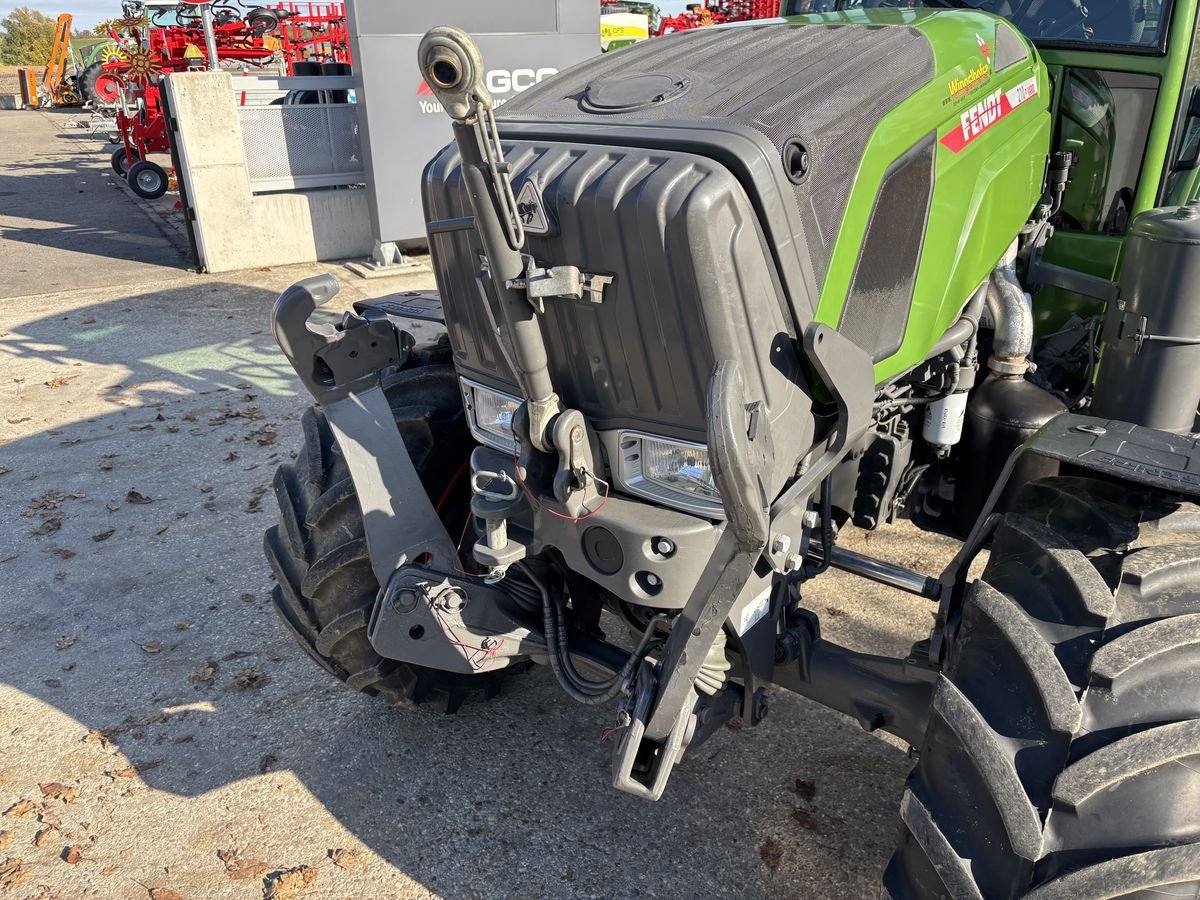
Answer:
[0,280,934,897]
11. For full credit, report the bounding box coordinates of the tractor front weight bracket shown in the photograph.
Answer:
[271,275,537,674]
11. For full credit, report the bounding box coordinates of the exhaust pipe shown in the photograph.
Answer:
[985,240,1034,375]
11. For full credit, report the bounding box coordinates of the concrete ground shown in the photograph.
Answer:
[0,108,964,899]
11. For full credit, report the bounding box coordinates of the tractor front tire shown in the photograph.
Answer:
[885,475,1200,898]
[127,160,168,200]
[264,361,516,711]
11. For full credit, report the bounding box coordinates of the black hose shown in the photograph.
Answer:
[516,561,664,705]
[802,477,834,581]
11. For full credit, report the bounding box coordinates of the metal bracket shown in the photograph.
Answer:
[368,567,539,673]
[769,322,875,529]
[507,255,613,312]
[354,292,445,326]
[1104,310,1200,354]
[611,660,697,801]
[271,275,457,588]
[611,360,773,799]
[551,409,602,517]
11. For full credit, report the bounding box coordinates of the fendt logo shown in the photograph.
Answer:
[417,68,558,114]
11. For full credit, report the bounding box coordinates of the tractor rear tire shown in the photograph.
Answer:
[77,61,103,107]
[883,476,1200,898]
[263,360,517,711]
[127,160,167,200]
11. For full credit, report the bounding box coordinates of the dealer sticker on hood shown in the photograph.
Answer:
[940,76,1039,153]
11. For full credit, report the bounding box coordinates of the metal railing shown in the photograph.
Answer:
[233,75,364,192]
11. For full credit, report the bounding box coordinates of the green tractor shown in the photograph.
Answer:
[265,3,1200,895]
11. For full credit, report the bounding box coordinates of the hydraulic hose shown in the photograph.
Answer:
[516,561,664,705]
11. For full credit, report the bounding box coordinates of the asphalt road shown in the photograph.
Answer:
[0,110,964,900]
[0,109,187,301]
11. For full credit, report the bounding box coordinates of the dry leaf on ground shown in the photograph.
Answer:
[139,641,164,654]
[189,660,219,685]
[109,766,137,779]
[33,827,53,848]
[227,858,271,880]
[84,729,113,750]
[3,800,36,818]
[0,857,32,889]
[225,668,269,691]
[263,865,318,899]
[149,889,184,900]
[62,844,83,864]
[92,529,115,542]
[126,489,154,505]
[31,513,65,536]
[38,783,78,803]
[329,847,365,870]
[0,832,11,850]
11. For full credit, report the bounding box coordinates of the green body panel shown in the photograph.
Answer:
[780,9,1052,383]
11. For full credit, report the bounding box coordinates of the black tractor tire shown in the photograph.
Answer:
[884,475,1200,898]
[111,147,137,176]
[127,160,168,200]
[264,361,516,711]
[77,61,103,107]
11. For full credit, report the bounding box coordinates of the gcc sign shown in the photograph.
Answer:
[418,67,558,114]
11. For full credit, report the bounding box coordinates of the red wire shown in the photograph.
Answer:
[436,459,471,515]
[511,446,610,522]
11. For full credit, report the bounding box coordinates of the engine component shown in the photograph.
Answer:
[985,240,1035,375]
[955,373,1065,535]
[922,392,968,448]
[1092,202,1200,432]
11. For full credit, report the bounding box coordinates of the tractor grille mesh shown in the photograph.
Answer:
[502,23,933,292]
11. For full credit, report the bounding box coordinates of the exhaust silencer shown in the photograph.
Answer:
[1093,202,1200,433]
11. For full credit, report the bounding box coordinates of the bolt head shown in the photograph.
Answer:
[653,537,675,556]
[391,589,418,613]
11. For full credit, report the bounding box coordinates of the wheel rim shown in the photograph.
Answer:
[95,74,123,106]
[136,169,161,193]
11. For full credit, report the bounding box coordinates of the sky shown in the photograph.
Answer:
[1,1,699,32]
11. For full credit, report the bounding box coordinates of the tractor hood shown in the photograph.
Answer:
[422,9,1049,459]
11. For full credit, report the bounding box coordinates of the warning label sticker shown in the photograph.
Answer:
[940,76,1038,153]
[516,179,550,235]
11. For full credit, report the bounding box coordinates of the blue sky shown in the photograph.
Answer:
[2,1,699,32]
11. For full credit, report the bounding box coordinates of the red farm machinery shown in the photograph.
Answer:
[654,1,778,35]
[89,1,349,199]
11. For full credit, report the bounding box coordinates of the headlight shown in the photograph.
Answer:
[616,431,723,518]
[462,379,521,454]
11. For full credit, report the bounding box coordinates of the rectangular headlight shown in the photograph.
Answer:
[617,430,723,518]
[462,379,521,454]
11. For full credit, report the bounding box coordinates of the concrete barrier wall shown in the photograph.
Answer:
[163,71,372,274]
